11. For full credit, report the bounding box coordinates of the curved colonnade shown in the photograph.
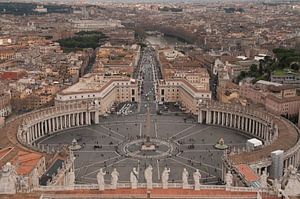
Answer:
[17,102,99,150]
[198,102,300,174]
[13,101,300,176]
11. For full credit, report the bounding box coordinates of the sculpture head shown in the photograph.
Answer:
[133,167,137,172]
[196,169,199,173]
[183,168,187,172]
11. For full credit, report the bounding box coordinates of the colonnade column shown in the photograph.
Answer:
[206,111,210,124]
[44,120,47,135]
[60,116,63,129]
[222,112,225,126]
[198,110,202,123]
[81,112,84,125]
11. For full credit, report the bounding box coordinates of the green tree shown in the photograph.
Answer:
[250,64,258,76]
[291,63,299,71]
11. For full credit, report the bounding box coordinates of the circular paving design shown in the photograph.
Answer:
[118,138,179,159]
[36,114,250,185]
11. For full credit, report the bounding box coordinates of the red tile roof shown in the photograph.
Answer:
[236,164,259,182]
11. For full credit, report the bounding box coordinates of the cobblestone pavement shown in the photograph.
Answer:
[38,113,250,185]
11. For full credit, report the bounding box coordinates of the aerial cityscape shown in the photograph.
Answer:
[0,0,299,198]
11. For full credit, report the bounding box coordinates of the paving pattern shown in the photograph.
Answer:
[37,46,250,185]
[38,114,250,185]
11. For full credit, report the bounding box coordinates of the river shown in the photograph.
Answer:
[145,34,185,48]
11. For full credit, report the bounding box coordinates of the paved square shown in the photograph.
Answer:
[38,113,250,185]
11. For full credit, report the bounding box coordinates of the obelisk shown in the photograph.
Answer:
[141,105,155,151]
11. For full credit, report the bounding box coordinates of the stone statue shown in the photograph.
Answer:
[19,176,29,193]
[97,168,106,191]
[67,168,75,188]
[31,168,39,189]
[144,165,153,189]
[193,169,201,190]
[259,170,269,189]
[225,170,233,187]
[0,162,18,194]
[161,167,170,189]
[182,168,189,189]
[130,167,138,189]
[283,165,300,196]
[111,168,119,189]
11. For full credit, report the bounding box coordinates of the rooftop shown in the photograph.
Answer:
[230,116,298,165]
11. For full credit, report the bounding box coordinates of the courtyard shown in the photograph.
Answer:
[37,113,250,185]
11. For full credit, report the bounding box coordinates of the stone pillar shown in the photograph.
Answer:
[72,114,75,126]
[86,112,90,125]
[218,111,221,125]
[68,114,71,128]
[222,112,225,126]
[258,123,261,138]
[76,113,80,126]
[60,116,63,129]
[45,119,49,134]
[81,112,84,125]
[49,118,52,132]
[213,111,216,124]
[26,127,30,144]
[206,111,210,124]
[26,131,29,144]
[237,115,240,129]
[33,124,36,140]
[41,121,45,136]
[33,125,36,142]
[256,121,259,136]
[241,117,245,131]
[198,110,203,124]
[64,115,67,128]
[226,113,229,126]
[51,118,54,132]
[37,122,41,138]
[56,117,59,130]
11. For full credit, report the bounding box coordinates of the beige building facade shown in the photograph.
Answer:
[55,74,139,115]
[157,79,211,114]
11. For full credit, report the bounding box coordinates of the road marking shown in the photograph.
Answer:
[75,154,120,172]
[177,155,222,171]
[86,127,123,142]
[169,157,212,176]
[99,125,125,138]
[169,125,197,139]
[155,122,158,138]
[139,123,142,136]
[75,150,116,153]
[174,127,211,142]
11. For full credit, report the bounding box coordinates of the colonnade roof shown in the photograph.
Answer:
[230,116,298,164]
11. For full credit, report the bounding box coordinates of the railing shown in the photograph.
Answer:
[35,183,268,193]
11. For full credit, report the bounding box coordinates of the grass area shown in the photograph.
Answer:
[273,69,287,76]
[57,31,107,51]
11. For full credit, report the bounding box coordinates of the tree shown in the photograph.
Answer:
[291,63,299,71]
[250,64,258,76]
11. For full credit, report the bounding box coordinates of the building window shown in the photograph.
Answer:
[161,89,165,95]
